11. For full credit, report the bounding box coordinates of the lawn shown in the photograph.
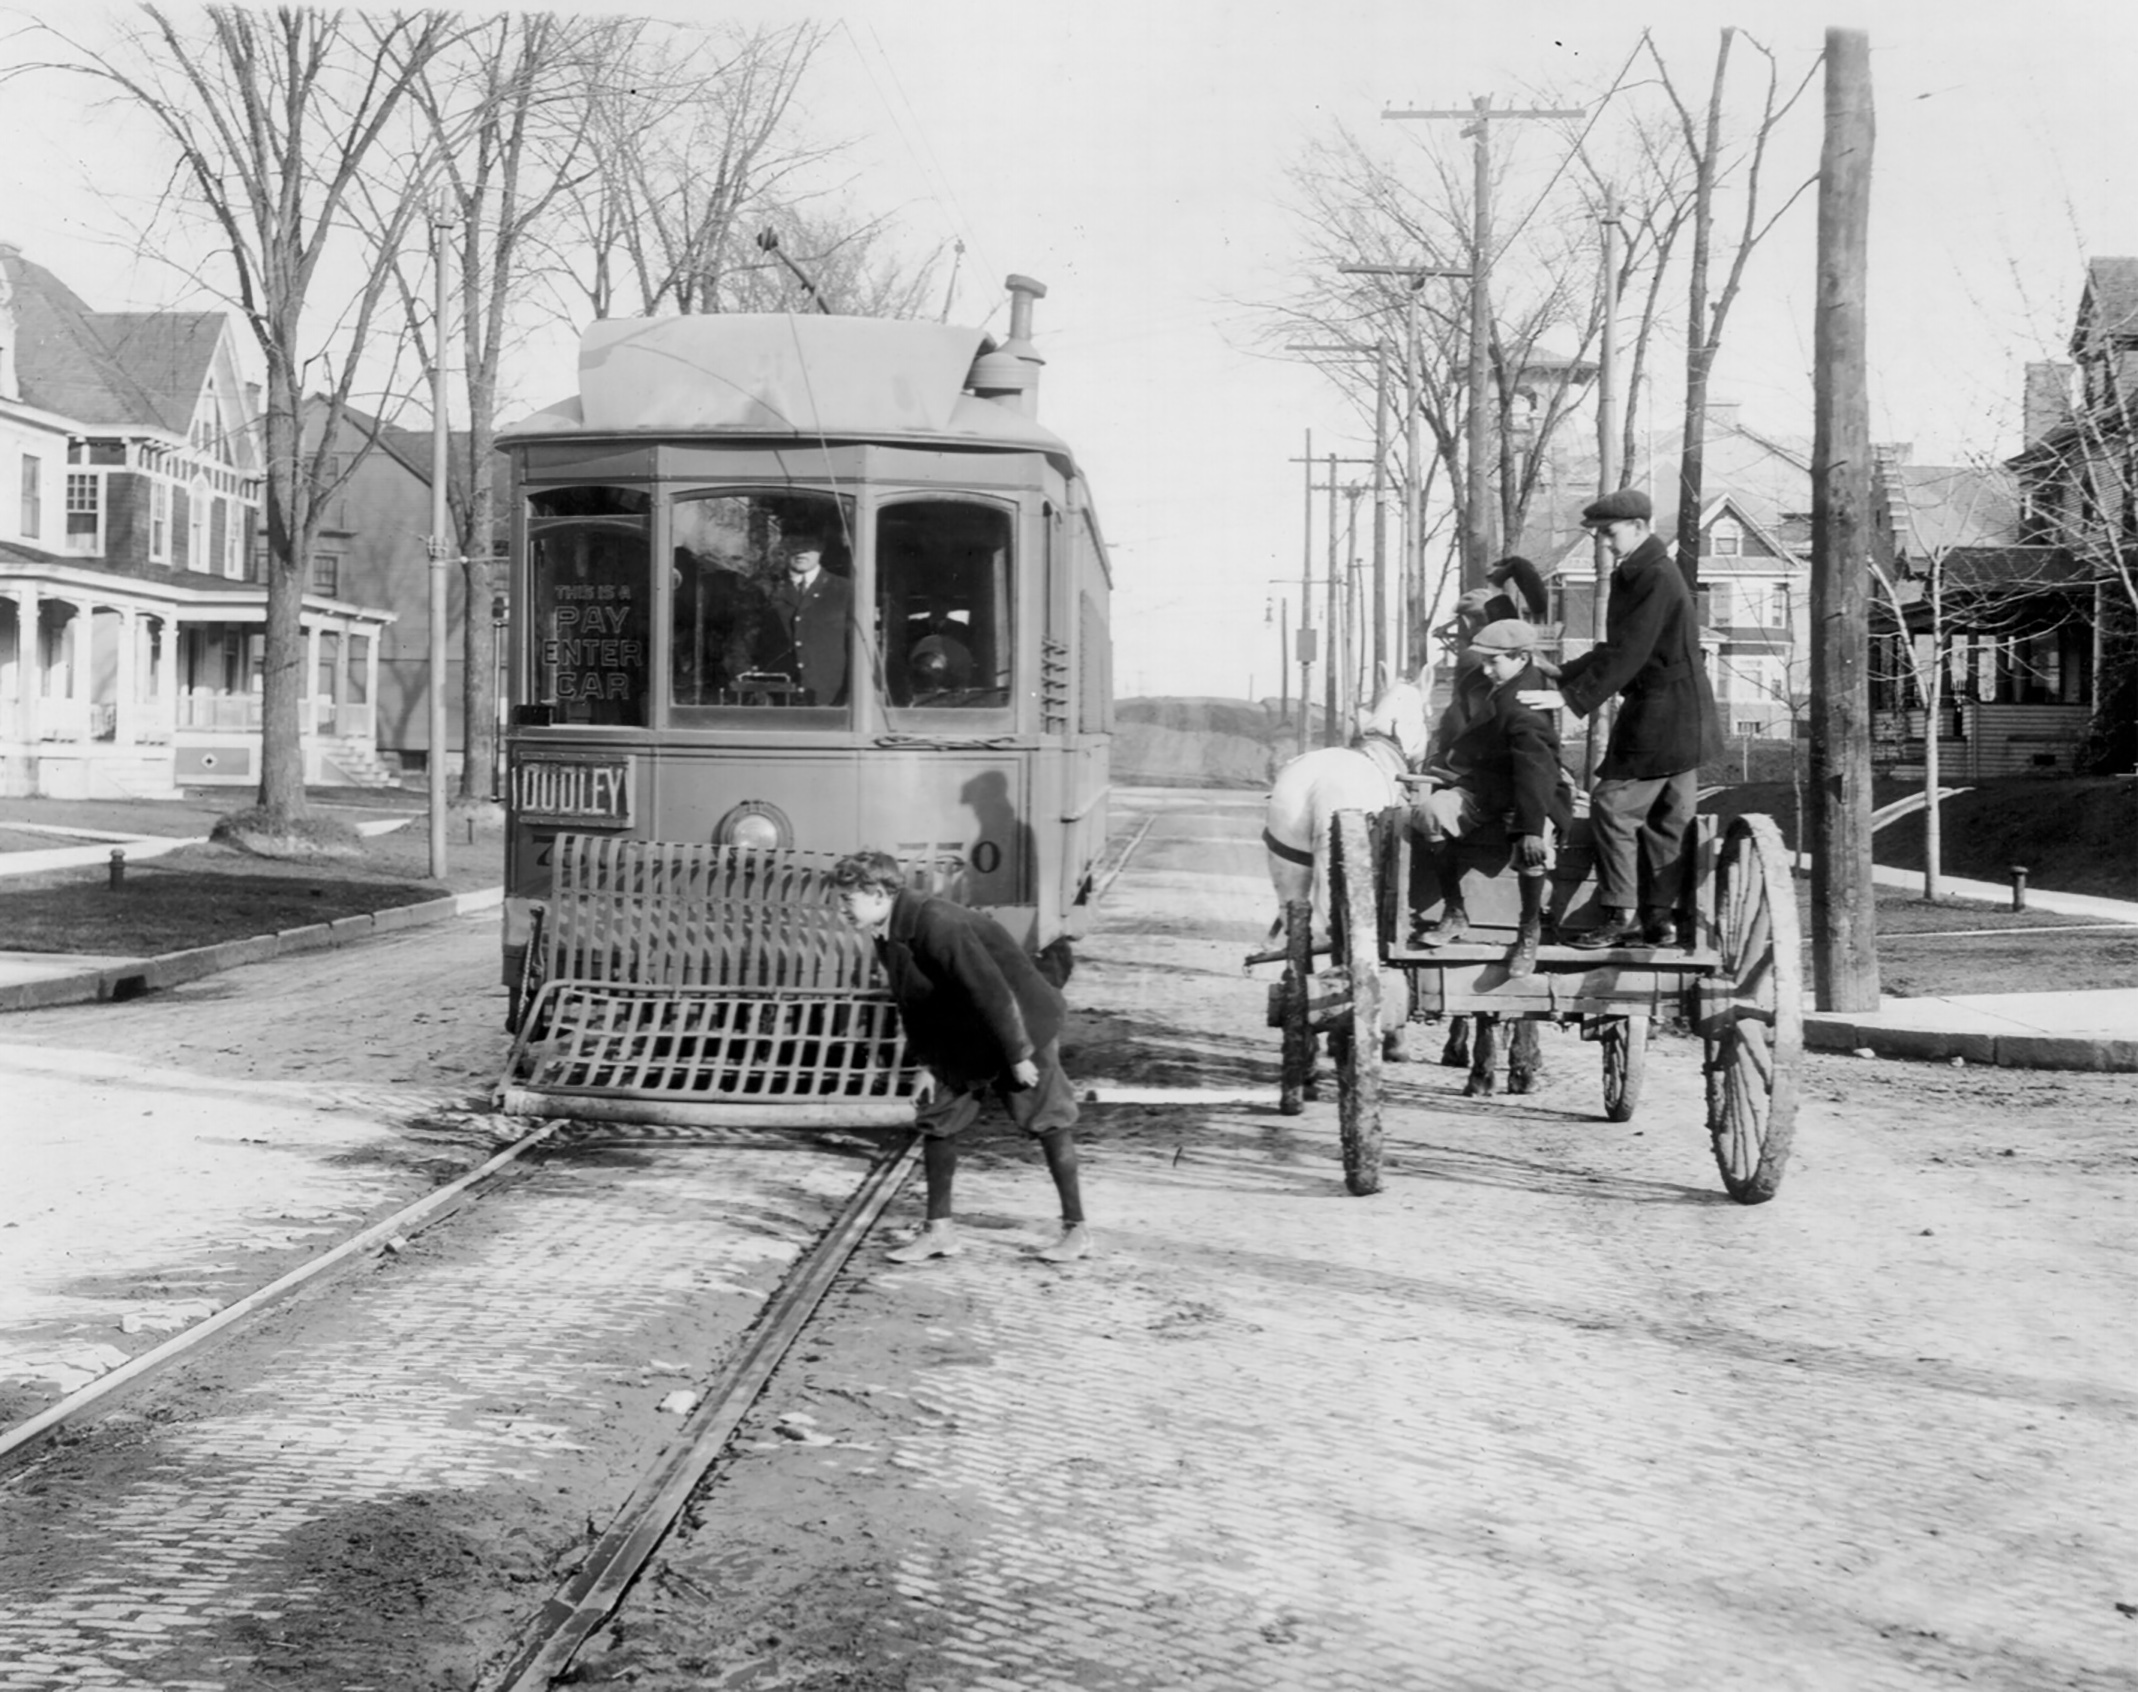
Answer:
[0,790,503,957]
[2,785,2130,998]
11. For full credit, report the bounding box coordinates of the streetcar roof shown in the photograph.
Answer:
[500,315,1076,469]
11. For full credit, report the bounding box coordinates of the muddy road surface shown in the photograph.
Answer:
[2,788,2134,1691]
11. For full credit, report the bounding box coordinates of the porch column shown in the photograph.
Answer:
[158,615,181,734]
[305,620,322,737]
[114,607,139,745]
[64,596,87,731]
[333,619,352,729]
[364,629,381,722]
[17,585,40,742]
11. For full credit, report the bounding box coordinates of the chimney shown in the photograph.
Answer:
[2023,362,2073,444]
[967,274,1048,417]
[1704,399,1741,438]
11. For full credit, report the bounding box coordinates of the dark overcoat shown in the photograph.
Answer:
[766,568,852,703]
[1555,534,1721,779]
[874,891,1064,1084]
[1429,659,1574,839]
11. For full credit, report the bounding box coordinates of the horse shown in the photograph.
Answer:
[1258,669,1433,1076]
[1261,666,1431,940]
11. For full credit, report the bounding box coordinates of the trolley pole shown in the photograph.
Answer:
[426,192,459,881]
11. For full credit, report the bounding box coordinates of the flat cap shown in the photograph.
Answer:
[1455,587,1499,616]
[1467,618,1541,655]
[1580,488,1653,526]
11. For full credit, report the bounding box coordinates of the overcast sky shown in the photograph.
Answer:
[7,0,2138,700]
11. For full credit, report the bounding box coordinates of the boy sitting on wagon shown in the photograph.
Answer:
[1408,619,1573,979]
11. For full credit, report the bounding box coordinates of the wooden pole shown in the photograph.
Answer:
[1372,339,1391,682]
[1324,451,1341,745]
[1404,285,1423,672]
[1809,27,1880,1011]
[1300,428,1314,758]
[1466,95,1495,592]
[1588,189,1622,787]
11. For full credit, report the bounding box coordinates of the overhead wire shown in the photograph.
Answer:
[837,20,1002,332]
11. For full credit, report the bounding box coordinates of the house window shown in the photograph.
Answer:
[65,472,100,553]
[1735,720,1767,738]
[310,553,342,596]
[1710,517,1742,557]
[150,479,172,561]
[20,454,41,539]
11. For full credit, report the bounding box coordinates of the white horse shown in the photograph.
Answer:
[1262,666,1432,939]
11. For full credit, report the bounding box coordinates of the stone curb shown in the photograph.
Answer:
[0,886,503,1014]
[1803,1014,2138,1072]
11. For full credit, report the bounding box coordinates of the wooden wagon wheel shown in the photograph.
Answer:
[1329,809,1384,1196]
[1702,814,1803,1204]
[1277,897,1315,1116]
[1598,1015,1648,1123]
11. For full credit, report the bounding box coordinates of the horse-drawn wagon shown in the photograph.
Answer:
[1258,802,1803,1204]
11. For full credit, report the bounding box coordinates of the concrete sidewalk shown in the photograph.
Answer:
[1798,868,2138,1069]
[4,814,2131,1065]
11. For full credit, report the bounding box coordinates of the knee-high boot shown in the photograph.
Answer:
[1506,872,1544,978]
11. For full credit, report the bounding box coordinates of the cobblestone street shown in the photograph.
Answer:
[2,791,2135,1691]
[614,791,2138,1691]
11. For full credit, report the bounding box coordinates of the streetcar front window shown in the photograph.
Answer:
[670,491,853,713]
[877,500,1013,712]
[527,486,652,727]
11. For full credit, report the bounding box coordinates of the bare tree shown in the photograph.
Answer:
[33,5,459,823]
[1642,28,1821,585]
[378,14,643,801]
[547,22,836,321]
[1270,120,1621,651]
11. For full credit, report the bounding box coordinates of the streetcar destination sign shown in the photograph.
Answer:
[513,756,634,826]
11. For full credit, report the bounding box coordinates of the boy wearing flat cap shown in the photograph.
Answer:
[1410,618,1571,978]
[1521,488,1721,949]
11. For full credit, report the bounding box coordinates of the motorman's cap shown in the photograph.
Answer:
[1580,488,1653,526]
[1468,618,1541,655]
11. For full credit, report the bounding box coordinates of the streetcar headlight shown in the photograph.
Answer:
[715,800,792,851]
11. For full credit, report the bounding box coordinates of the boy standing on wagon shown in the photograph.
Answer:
[832,850,1091,1264]
[1409,619,1572,979]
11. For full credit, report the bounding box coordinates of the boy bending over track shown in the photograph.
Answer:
[832,850,1091,1264]
[1408,619,1573,979]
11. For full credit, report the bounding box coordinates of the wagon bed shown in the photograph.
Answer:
[1263,806,1802,1203]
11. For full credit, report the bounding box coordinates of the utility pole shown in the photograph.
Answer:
[426,192,458,880]
[1325,450,1341,745]
[1373,341,1391,681]
[1587,189,1623,785]
[1338,264,1468,673]
[1288,336,1399,686]
[1809,27,1879,1012]
[1300,428,1315,758]
[1384,96,1582,590]
[1286,445,1382,745]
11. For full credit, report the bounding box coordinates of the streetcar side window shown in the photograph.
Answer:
[670,491,853,712]
[527,486,652,727]
[877,500,1013,711]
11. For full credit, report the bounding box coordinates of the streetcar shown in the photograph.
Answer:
[490,277,1112,1123]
